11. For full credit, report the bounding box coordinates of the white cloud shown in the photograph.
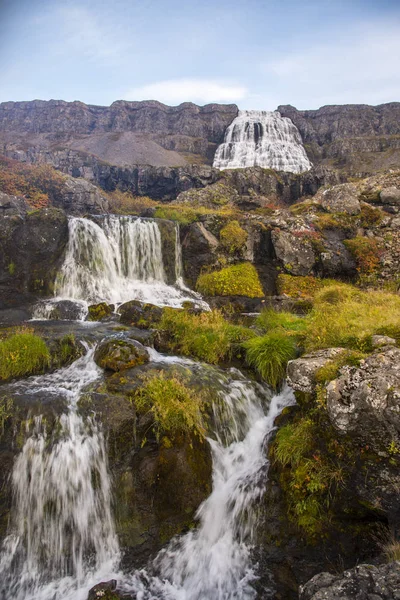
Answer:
[262,20,400,109]
[124,79,248,105]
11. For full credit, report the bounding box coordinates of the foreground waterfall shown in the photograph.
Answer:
[213,110,312,173]
[0,350,120,600]
[121,357,296,599]
[33,215,207,318]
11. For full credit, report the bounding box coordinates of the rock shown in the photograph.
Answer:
[316,183,361,215]
[380,187,400,205]
[0,191,28,216]
[118,300,163,329]
[300,562,400,600]
[87,302,115,322]
[54,175,109,215]
[326,346,400,448]
[182,222,219,284]
[33,299,87,321]
[318,237,357,278]
[87,580,129,600]
[271,229,316,276]
[371,335,397,348]
[287,348,347,394]
[94,336,149,372]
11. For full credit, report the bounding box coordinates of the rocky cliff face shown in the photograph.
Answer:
[279,103,400,175]
[0,100,238,166]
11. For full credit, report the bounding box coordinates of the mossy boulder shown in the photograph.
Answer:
[87,302,114,322]
[196,263,264,298]
[94,336,149,372]
[118,300,163,329]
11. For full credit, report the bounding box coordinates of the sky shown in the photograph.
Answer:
[0,0,399,110]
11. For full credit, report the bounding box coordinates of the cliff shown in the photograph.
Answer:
[0,99,238,166]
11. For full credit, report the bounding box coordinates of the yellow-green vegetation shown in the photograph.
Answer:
[383,537,400,562]
[107,190,158,215]
[8,262,15,276]
[276,274,336,300]
[87,302,113,321]
[0,330,50,381]
[0,397,14,434]
[256,308,307,338]
[289,199,324,215]
[219,220,248,254]
[273,416,345,536]
[132,370,207,441]
[305,284,400,351]
[344,236,382,274]
[160,308,255,364]
[244,332,297,388]
[314,350,365,384]
[196,263,264,297]
[154,204,236,225]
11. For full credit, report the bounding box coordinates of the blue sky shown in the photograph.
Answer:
[0,0,399,110]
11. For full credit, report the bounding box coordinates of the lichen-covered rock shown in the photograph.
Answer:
[94,337,149,372]
[271,229,316,276]
[380,187,400,205]
[118,300,163,329]
[326,346,400,449]
[300,562,400,600]
[87,302,115,322]
[316,183,361,215]
[318,236,357,278]
[287,348,347,394]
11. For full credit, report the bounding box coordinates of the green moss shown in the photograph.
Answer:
[87,302,113,321]
[0,332,50,381]
[196,263,264,298]
[244,331,297,388]
[219,220,248,254]
[132,370,207,441]
[7,262,15,276]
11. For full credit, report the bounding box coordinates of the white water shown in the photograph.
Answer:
[0,350,120,600]
[32,216,208,319]
[213,110,312,173]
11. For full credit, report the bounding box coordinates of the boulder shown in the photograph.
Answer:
[300,562,400,600]
[87,302,115,321]
[54,175,109,215]
[182,222,219,285]
[380,187,400,206]
[87,580,130,600]
[326,346,400,449]
[316,183,361,215]
[118,300,163,329]
[287,348,347,394]
[271,229,316,276]
[94,336,149,372]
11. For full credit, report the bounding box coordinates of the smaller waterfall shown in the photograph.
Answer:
[213,110,312,173]
[0,350,120,600]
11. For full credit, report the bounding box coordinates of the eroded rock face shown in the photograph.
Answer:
[300,562,400,600]
[316,183,361,215]
[326,346,400,448]
[53,176,109,215]
[182,222,219,285]
[287,348,347,394]
[94,337,150,372]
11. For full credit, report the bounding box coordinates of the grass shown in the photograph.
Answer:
[244,331,297,388]
[159,308,256,364]
[256,308,308,338]
[0,331,50,381]
[314,350,365,384]
[154,204,236,225]
[132,370,207,441]
[107,191,158,215]
[196,263,264,298]
[276,274,337,300]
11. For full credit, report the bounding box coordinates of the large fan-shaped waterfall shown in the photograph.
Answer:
[213,110,312,173]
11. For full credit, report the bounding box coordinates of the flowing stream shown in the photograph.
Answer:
[213,110,312,173]
[0,344,294,600]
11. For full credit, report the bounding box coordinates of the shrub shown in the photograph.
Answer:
[107,190,158,215]
[219,220,248,254]
[160,308,255,364]
[244,331,297,388]
[132,370,206,440]
[0,332,50,380]
[196,263,264,298]
[344,236,382,274]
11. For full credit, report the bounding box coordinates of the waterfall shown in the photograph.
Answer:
[32,215,209,318]
[213,110,312,173]
[0,350,120,600]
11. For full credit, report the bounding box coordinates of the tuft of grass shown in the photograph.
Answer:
[132,370,207,441]
[160,308,255,364]
[0,332,50,381]
[383,538,400,562]
[244,331,297,388]
[256,308,307,338]
[219,220,248,254]
[196,263,264,298]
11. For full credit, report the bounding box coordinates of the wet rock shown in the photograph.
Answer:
[182,222,219,285]
[326,346,400,449]
[118,300,163,329]
[34,299,87,321]
[87,302,115,322]
[271,229,316,276]
[94,336,149,372]
[380,187,400,205]
[316,183,361,215]
[300,562,400,600]
[287,348,347,394]
[87,580,131,599]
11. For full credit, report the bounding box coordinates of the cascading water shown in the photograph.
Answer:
[213,110,312,173]
[33,215,208,319]
[0,349,120,600]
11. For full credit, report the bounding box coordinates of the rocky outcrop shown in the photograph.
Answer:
[53,175,109,215]
[0,99,238,166]
[300,562,400,600]
[316,183,361,215]
[271,229,316,276]
[182,222,219,285]
[287,348,347,394]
